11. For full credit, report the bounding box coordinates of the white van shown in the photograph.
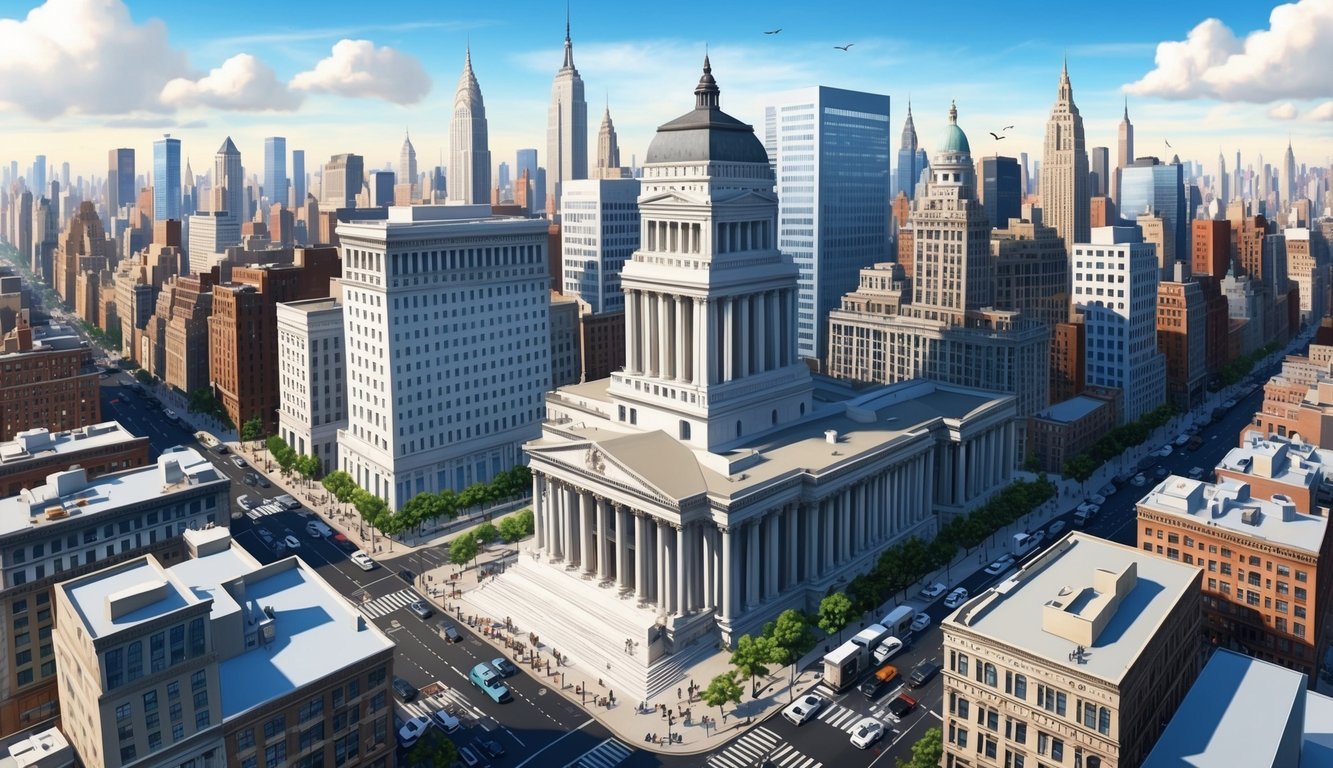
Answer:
[880,605,914,637]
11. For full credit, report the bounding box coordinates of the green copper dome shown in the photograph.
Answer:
[940,100,970,154]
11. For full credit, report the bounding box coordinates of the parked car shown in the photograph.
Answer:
[236,495,256,511]
[872,636,904,664]
[274,494,301,511]
[1131,473,1148,487]
[475,738,505,758]
[1154,466,1169,478]
[256,528,275,546]
[908,660,942,688]
[909,612,932,632]
[782,693,825,726]
[350,552,376,571]
[850,717,885,749]
[430,708,461,733]
[457,745,484,768]
[282,534,301,549]
[1047,520,1066,537]
[305,521,326,538]
[943,587,969,609]
[1076,502,1101,516]
[469,663,511,703]
[1088,494,1107,505]
[397,716,431,748]
[918,582,948,600]
[984,555,1016,576]
[241,472,256,486]
[442,622,464,643]
[1098,483,1117,497]
[230,455,247,468]
[490,658,518,678]
[391,676,417,702]
[1155,445,1173,458]
[886,693,918,721]
[1188,466,1206,480]
[408,600,434,620]
[210,442,229,454]
[256,475,271,488]
[1174,433,1191,447]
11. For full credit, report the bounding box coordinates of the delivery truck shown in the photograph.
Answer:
[822,640,867,693]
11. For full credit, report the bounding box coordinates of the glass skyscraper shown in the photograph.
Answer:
[980,155,1022,229]
[292,149,305,205]
[264,137,287,208]
[1119,157,1186,266]
[765,86,891,363]
[152,135,181,221]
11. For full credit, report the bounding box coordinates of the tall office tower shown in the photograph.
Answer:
[596,105,622,177]
[262,136,287,207]
[450,47,491,206]
[31,155,46,197]
[152,134,181,221]
[371,170,395,207]
[213,138,243,218]
[1089,146,1109,197]
[399,131,417,200]
[1120,156,1186,274]
[516,149,544,213]
[1040,60,1089,257]
[1114,99,1134,206]
[1019,151,1030,196]
[186,138,244,271]
[764,85,891,363]
[1072,226,1166,422]
[277,297,346,474]
[1215,151,1229,207]
[321,153,364,210]
[107,148,135,213]
[291,148,306,205]
[560,178,640,312]
[60,161,69,188]
[894,102,922,199]
[979,155,1021,229]
[546,14,587,212]
[1282,139,1296,210]
[497,162,511,198]
[335,205,550,509]
[1260,159,1273,212]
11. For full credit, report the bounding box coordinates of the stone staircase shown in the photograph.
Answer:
[464,553,714,702]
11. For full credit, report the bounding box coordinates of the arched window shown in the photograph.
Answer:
[735,420,742,438]
[679,421,691,441]
[983,663,997,687]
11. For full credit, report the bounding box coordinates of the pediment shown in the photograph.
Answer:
[528,431,709,504]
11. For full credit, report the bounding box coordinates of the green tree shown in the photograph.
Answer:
[817,592,854,643]
[474,521,498,545]
[134,369,153,386]
[449,532,479,571]
[353,490,388,541]
[322,470,357,512]
[699,672,743,724]
[407,735,458,767]
[764,608,815,693]
[729,633,776,696]
[241,417,265,442]
[295,454,321,484]
[896,726,943,768]
[497,511,531,543]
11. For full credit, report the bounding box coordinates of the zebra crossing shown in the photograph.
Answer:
[244,503,284,520]
[563,738,633,768]
[816,700,872,732]
[707,727,822,768]
[397,685,484,723]
[358,588,424,619]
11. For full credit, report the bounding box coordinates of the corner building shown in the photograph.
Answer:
[468,60,1019,702]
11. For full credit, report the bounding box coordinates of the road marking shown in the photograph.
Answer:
[358,588,422,618]
[561,738,633,768]
[511,718,593,768]
[706,726,823,768]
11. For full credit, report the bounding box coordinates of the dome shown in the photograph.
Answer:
[940,100,970,155]
[644,56,770,166]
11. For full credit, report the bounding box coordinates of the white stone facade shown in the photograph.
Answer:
[560,178,639,313]
[276,297,345,475]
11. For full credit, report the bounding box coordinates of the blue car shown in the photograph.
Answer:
[469,663,511,703]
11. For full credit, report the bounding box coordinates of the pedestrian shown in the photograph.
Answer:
[677,687,682,701]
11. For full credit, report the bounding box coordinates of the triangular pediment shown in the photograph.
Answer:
[528,431,709,503]
[638,189,704,207]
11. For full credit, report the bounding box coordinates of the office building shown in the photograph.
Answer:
[187,139,244,270]
[0,422,148,498]
[0,449,226,735]
[320,154,364,211]
[549,292,581,389]
[978,156,1020,230]
[560,179,639,313]
[515,149,544,215]
[1041,61,1090,257]
[1157,277,1207,409]
[941,533,1203,768]
[277,297,346,475]
[1193,218,1230,277]
[466,62,1020,702]
[161,271,218,396]
[894,102,928,200]
[764,86,891,363]
[1145,648,1333,768]
[1285,228,1327,324]
[291,149,305,208]
[596,105,623,178]
[1114,101,1134,207]
[54,527,395,768]
[262,137,286,208]
[450,48,491,206]
[371,171,394,208]
[1120,157,1187,275]
[335,205,549,509]
[30,158,45,205]
[1214,151,1230,207]
[152,135,181,222]
[577,307,625,383]
[1072,227,1166,423]
[1137,470,1332,684]
[399,132,417,202]
[1089,146,1109,197]
[1026,393,1117,474]
[107,149,135,214]
[0,321,100,443]
[546,17,588,212]
[991,216,1070,331]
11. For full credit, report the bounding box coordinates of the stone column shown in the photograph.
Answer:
[658,293,671,380]
[676,296,690,383]
[531,473,545,552]
[754,291,767,373]
[785,504,798,591]
[625,290,638,374]
[642,291,655,378]
[704,299,717,385]
[676,525,688,614]
[657,520,670,615]
[635,513,649,601]
[722,298,734,382]
[766,511,779,599]
[561,485,574,562]
[746,520,760,607]
[803,504,817,581]
[768,290,781,370]
[596,497,612,582]
[580,492,595,573]
[701,525,713,611]
[738,295,751,378]
[720,527,734,624]
[618,506,632,592]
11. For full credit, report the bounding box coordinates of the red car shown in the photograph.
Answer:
[887,693,918,721]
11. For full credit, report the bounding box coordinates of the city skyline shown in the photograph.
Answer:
[0,0,1330,185]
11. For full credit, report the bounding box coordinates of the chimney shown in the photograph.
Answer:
[825,430,839,445]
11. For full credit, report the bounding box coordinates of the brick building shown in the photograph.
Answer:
[1050,320,1086,404]
[0,422,148,498]
[0,321,99,443]
[1026,392,1118,473]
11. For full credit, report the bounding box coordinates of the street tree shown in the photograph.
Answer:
[449,532,479,573]
[240,417,265,443]
[729,633,776,696]
[817,592,854,643]
[764,609,815,694]
[700,672,743,725]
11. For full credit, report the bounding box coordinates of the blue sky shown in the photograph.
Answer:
[1,0,1330,185]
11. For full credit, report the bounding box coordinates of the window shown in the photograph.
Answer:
[983,663,997,688]
[170,625,185,665]
[1038,686,1067,716]
[1099,707,1111,736]
[264,715,286,740]
[167,681,179,701]
[127,640,143,682]
[188,617,206,658]
[120,745,137,763]
[116,703,132,722]
[192,669,206,692]
[955,652,969,677]
[143,690,158,713]
[950,723,969,748]
[1052,737,1065,761]
[151,633,166,673]
[195,709,210,729]
[265,742,287,768]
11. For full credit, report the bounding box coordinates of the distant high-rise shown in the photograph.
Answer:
[979,155,1021,229]
[292,149,306,205]
[1120,156,1186,274]
[371,170,395,207]
[1089,146,1109,197]
[1215,151,1229,206]
[187,138,244,270]
[263,136,287,208]
[399,132,418,201]
[765,85,891,362]
[546,12,588,212]
[152,134,181,221]
[560,178,640,312]
[321,154,364,209]
[214,138,243,218]
[1281,140,1296,209]
[450,47,491,205]
[596,105,621,177]
[895,102,923,199]
[1040,60,1089,256]
[516,149,545,213]
[1114,99,1134,206]
[497,162,511,198]
[107,148,135,213]
[31,155,46,198]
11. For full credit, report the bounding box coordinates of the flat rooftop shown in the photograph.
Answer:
[1036,395,1107,423]
[276,297,341,314]
[1216,434,1321,492]
[944,533,1199,684]
[538,378,1012,502]
[1140,475,1329,555]
[0,448,225,538]
[1144,648,1333,767]
[63,557,196,639]
[0,421,142,467]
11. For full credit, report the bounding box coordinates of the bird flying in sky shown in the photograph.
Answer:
[764,28,782,34]
[834,44,854,51]
[1002,125,1014,131]
[989,132,1006,140]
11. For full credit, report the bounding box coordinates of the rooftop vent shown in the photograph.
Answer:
[1240,507,1262,526]
[824,430,839,445]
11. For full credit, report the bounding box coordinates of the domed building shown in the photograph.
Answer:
[466,63,1018,701]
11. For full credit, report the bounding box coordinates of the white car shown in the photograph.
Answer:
[909,612,932,632]
[430,708,461,733]
[1076,502,1101,516]
[1188,466,1205,480]
[918,582,948,600]
[1047,520,1066,537]
[984,555,1016,576]
[282,534,301,550]
[1089,494,1107,505]
[350,552,376,571]
[782,693,825,726]
[1156,445,1174,458]
[943,587,969,609]
[1131,473,1148,487]
[872,636,904,664]
[397,716,431,748]
[850,717,885,749]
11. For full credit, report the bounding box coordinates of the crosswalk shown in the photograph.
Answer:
[244,503,284,519]
[816,700,872,732]
[563,738,633,768]
[707,727,822,768]
[359,588,424,619]
[398,685,484,723]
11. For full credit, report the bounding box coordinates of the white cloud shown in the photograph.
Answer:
[161,54,301,111]
[1126,0,1333,101]
[1310,101,1333,121]
[0,0,188,119]
[1268,102,1299,120]
[291,39,431,104]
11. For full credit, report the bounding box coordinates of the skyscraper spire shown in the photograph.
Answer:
[694,53,719,109]
[1041,59,1089,255]
[451,46,491,204]
[547,5,588,211]
[562,3,574,69]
